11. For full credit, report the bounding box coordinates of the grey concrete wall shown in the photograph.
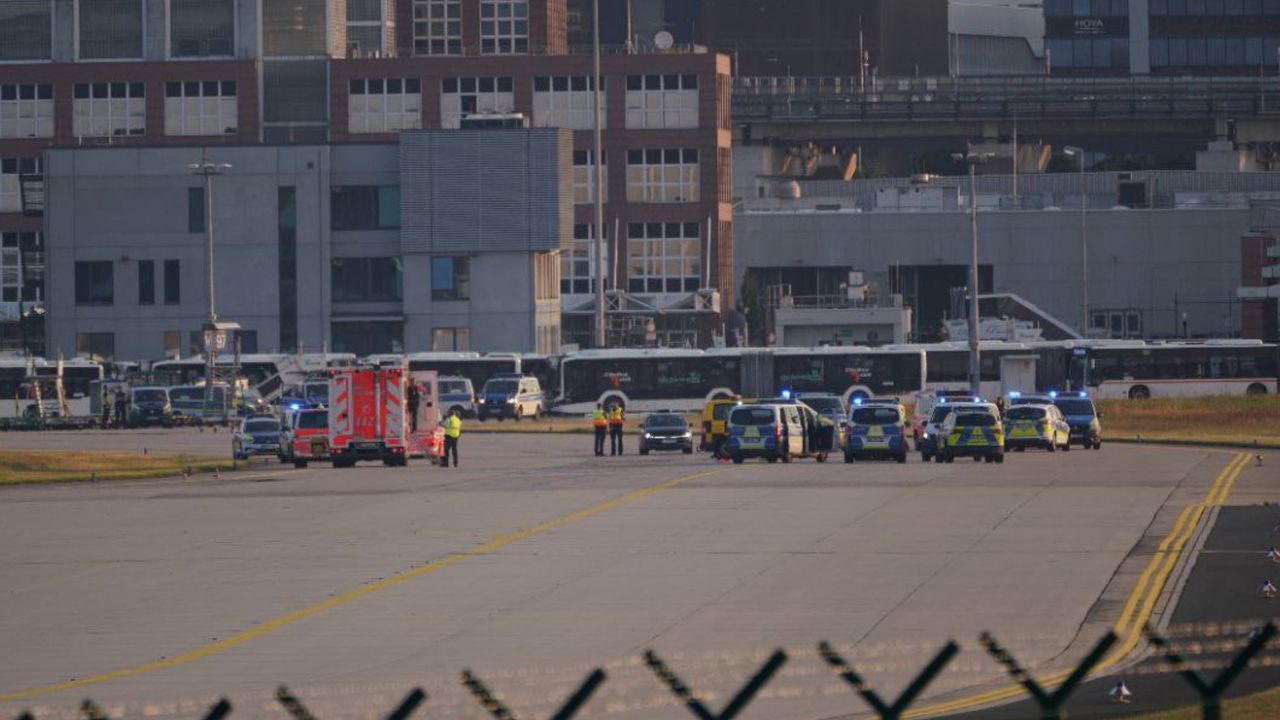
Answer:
[736,207,1249,338]
[402,252,547,353]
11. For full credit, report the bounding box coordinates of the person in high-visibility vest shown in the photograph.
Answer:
[591,403,608,457]
[608,404,625,456]
[441,408,462,468]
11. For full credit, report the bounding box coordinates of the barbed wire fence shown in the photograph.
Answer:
[10,621,1278,720]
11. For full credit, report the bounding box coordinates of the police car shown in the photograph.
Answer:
[845,402,909,463]
[918,399,999,462]
[938,407,1005,464]
[1051,391,1103,449]
[1002,403,1071,452]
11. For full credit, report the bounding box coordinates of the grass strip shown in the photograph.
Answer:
[1115,684,1280,719]
[0,451,227,485]
[1097,396,1280,448]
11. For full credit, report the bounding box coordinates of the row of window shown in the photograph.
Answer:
[1047,0,1280,14]
[0,0,236,62]
[0,231,42,306]
[0,82,238,139]
[74,259,180,307]
[1045,0,1130,15]
[562,222,703,296]
[0,157,41,214]
[75,329,260,362]
[329,255,468,302]
[410,0,531,56]
[1050,35,1280,69]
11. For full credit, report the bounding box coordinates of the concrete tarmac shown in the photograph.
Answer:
[0,434,1270,720]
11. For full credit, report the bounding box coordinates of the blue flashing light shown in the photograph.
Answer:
[1078,391,1088,398]
[1008,391,1022,399]
[780,389,792,400]
[1048,391,1058,399]
[853,397,864,406]
[290,403,301,410]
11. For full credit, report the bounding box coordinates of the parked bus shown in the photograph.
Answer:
[918,342,1046,398]
[1055,340,1278,399]
[555,349,743,414]
[150,354,288,388]
[771,346,927,406]
[0,357,103,420]
[367,353,524,394]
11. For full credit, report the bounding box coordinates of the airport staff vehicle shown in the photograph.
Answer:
[700,396,739,458]
[939,408,1005,464]
[477,374,544,421]
[1051,392,1103,449]
[233,415,283,460]
[639,412,695,455]
[1002,404,1071,452]
[846,403,909,463]
[328,366,409,467]
[281,408,329,467]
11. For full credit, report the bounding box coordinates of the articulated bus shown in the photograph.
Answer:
[367,353,525,393]
[1052,340,1278,399]
[918,342,1049,398]
[553,346,928,414]
[0,357,104,419]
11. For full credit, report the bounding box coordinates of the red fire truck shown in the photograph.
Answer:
[328,367,410,467]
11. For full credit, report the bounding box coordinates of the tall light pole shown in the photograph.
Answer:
[1064,146,1088,336]
[591,0,607,348]
[189,151,231,414]
[953,149,992,396]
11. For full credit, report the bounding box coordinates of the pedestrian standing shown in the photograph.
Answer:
[591,403,608,456]
[113,387,128,428]
[608,404,625,456]
[100,384,112,427]
[441,408,462,468]
[407,381,420,432]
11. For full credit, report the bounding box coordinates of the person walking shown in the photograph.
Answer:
[608,404,625,456]
[441,408,462,468]
[591,403,608,456]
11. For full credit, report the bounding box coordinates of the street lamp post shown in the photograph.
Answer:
[188,152,231,414]
[953,149,993,397]
[1064,146,1088,336]
[591,0,607,348]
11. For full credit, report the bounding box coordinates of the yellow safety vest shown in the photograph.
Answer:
[444,415,462,439]
[592,409,608,427]
[608,407,624,425]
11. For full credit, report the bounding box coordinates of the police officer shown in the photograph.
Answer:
[591,403,608,456]
[441,408,462,468]
[100,384,112,427]
[113,387,128,428]
[608,404,625,456]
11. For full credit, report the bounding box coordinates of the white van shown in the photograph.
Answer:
[477,374,544,421]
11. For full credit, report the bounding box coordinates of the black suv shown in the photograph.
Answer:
[639,412,694,455]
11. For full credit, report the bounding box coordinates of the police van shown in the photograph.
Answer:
[477,374,544,421]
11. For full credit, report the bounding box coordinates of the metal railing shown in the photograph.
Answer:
[12,622,1277,720]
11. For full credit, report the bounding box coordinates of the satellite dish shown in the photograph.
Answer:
[654,31,674,50]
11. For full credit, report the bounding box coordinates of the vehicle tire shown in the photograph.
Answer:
[294,460,308,469]
[640,448,649,456]
[1015,445,1025,452]
[933,453,944,464]
[683,447,693,455]
[732,454,744,465]
[945,454,955,464]
[1247,383,1268,396]
[973,456,982,463]
[995,454,1005,464]
[780,449,792,464]
[1093,440,1102,450]
[1062,440,1070,452]
[1129,385,1151,400]
[767,455,778,464]
[896,453,907,464]
[816,452,828,463]
[844,451,854,464]
[382,459,395,467]
[1047,443,1055,453]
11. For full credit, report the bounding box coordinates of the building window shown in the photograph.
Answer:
[332,257,403,302]
[78,0,143,59]
[73,82,145,138]
[75,260,114,306]
[331,186,400,230]
[441,77,515,128]
[413,0,462,55]
[348,78,422,133]
[572,150,606,205]
[164,81,238,136]
[0,84,54,139]
[625,74,699,129]
[76,332,115,361]
[627,222,700,294]
[534,252,559,301]
[0,0,52,60]
[480,0,528,54]
[188,187,205,233]
[278,187,298,351]
[346,0,387,56]
[4,231,43,304]
[431,256,470,301]
[561,223,607,295]
[170,0,234,57]
[0,238,20,305]
[626,148,700,203]
[138,259,154,305]
[236,329,258,353]
[432,327,470,351]
[0,158,40,214]
[532,75,604,130]
[164,259,180,305]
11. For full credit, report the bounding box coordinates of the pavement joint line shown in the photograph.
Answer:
[0,467,725,704]
[903,451,1249,719]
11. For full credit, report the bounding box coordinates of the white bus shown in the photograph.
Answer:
[0,357,103,420]
[771,346,928,406]
[1059,340,1278,399]
[150,354,289,388]
[917,341,1046,399]
[367,353,524,394]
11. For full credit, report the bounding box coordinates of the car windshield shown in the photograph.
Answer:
[1009,397,1047,406]
[647,414,686,429]
[440,380,469,395]
[955,413,997,427]
[246,419,280,433]
[1007,406,1046,421]
[852,407,900,424]
[1055,399,1096,416]
[799,397,842,414]
[134,389,166,403]
[484,380,518,394]
[296,412,327,429]
[712,402,734,420]
[930,406,955,423]
[731,407,775,426]
[168,388,201,402]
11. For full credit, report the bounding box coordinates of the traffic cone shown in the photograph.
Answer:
[1261,580,1278,599]
[1108,681,1132,704]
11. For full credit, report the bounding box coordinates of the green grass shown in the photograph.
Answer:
[1097,395,1280,448]
[0,451,227,484]
[1116,684,1280,719]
